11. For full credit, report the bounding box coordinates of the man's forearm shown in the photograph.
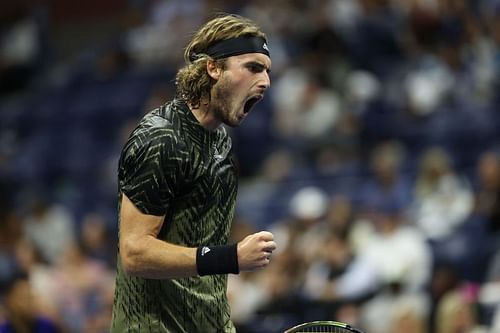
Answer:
[120,235,198,279]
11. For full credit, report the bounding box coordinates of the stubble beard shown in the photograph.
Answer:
[210,76,241,128]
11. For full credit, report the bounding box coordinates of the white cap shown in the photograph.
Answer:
[289,186,328,220]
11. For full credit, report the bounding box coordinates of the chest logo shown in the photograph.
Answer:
[213,144,226,160]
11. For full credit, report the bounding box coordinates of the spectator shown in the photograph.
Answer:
[435,287,487,333]
[22,197,75,265]
[358,140,413,214]
[272,69,342,148]
[343,200,432,297]
[79,212,116,267]
[360,281,429,333]
[0,274,61,333]
[0,2,44,95]
[410,147,473,240]
[474,151,500,223]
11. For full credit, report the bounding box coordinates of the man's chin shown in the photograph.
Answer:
[223,119,243,128]
[223,113,246,128]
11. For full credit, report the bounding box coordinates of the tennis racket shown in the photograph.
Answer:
[284,320,365,333]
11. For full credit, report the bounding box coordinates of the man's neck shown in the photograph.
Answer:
[189,103,221,131]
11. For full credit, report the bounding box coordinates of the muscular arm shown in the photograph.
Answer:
[119,193,197,279]
[119,193,278,279]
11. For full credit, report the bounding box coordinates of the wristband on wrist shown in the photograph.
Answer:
[196,243,239,276]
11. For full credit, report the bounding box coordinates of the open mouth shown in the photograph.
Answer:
[243,95,263,114]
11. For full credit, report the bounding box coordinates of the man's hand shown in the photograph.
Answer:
[237,231,276,271]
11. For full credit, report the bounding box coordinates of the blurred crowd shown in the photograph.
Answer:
[0,0,499,332]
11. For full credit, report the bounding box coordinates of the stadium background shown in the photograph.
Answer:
[0,0,499,332]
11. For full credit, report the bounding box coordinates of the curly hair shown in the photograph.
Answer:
[175,14,267,108]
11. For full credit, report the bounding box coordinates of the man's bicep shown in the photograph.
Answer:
[120,193,165,241]
[118,192,198,279]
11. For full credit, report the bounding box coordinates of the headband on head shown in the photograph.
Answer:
[204,36,270,60]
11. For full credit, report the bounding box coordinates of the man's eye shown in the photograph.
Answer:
[248,65,263,73]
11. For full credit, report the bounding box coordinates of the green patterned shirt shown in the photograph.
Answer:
[111,100,238,333]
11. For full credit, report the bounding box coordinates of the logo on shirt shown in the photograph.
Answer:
[263,43,269,52]
[213,144,225,160]
[201,246,211,256]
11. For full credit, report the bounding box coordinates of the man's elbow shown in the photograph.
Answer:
[120,239,145,276]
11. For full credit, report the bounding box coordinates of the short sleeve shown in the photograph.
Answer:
[118,123,184,216]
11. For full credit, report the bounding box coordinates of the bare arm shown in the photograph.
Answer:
[119,193,197,279]
[119,193,277,279]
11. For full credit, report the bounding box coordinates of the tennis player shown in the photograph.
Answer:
[110,14,276,332]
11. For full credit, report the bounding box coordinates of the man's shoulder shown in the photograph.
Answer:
[141,101,179,131]
[120,107,189,167]
[129,101,185,144]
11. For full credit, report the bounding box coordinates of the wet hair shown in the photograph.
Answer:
[175,13,267,108]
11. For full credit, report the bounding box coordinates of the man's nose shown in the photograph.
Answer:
[258,72,271,91]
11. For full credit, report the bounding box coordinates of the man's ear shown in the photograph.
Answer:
[207,59,222,80]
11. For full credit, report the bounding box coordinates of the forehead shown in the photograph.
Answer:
[228,53,272,68]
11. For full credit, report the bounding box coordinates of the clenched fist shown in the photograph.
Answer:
[237,231,277,271]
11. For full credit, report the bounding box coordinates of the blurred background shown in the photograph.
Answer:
[0,0,499,332]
